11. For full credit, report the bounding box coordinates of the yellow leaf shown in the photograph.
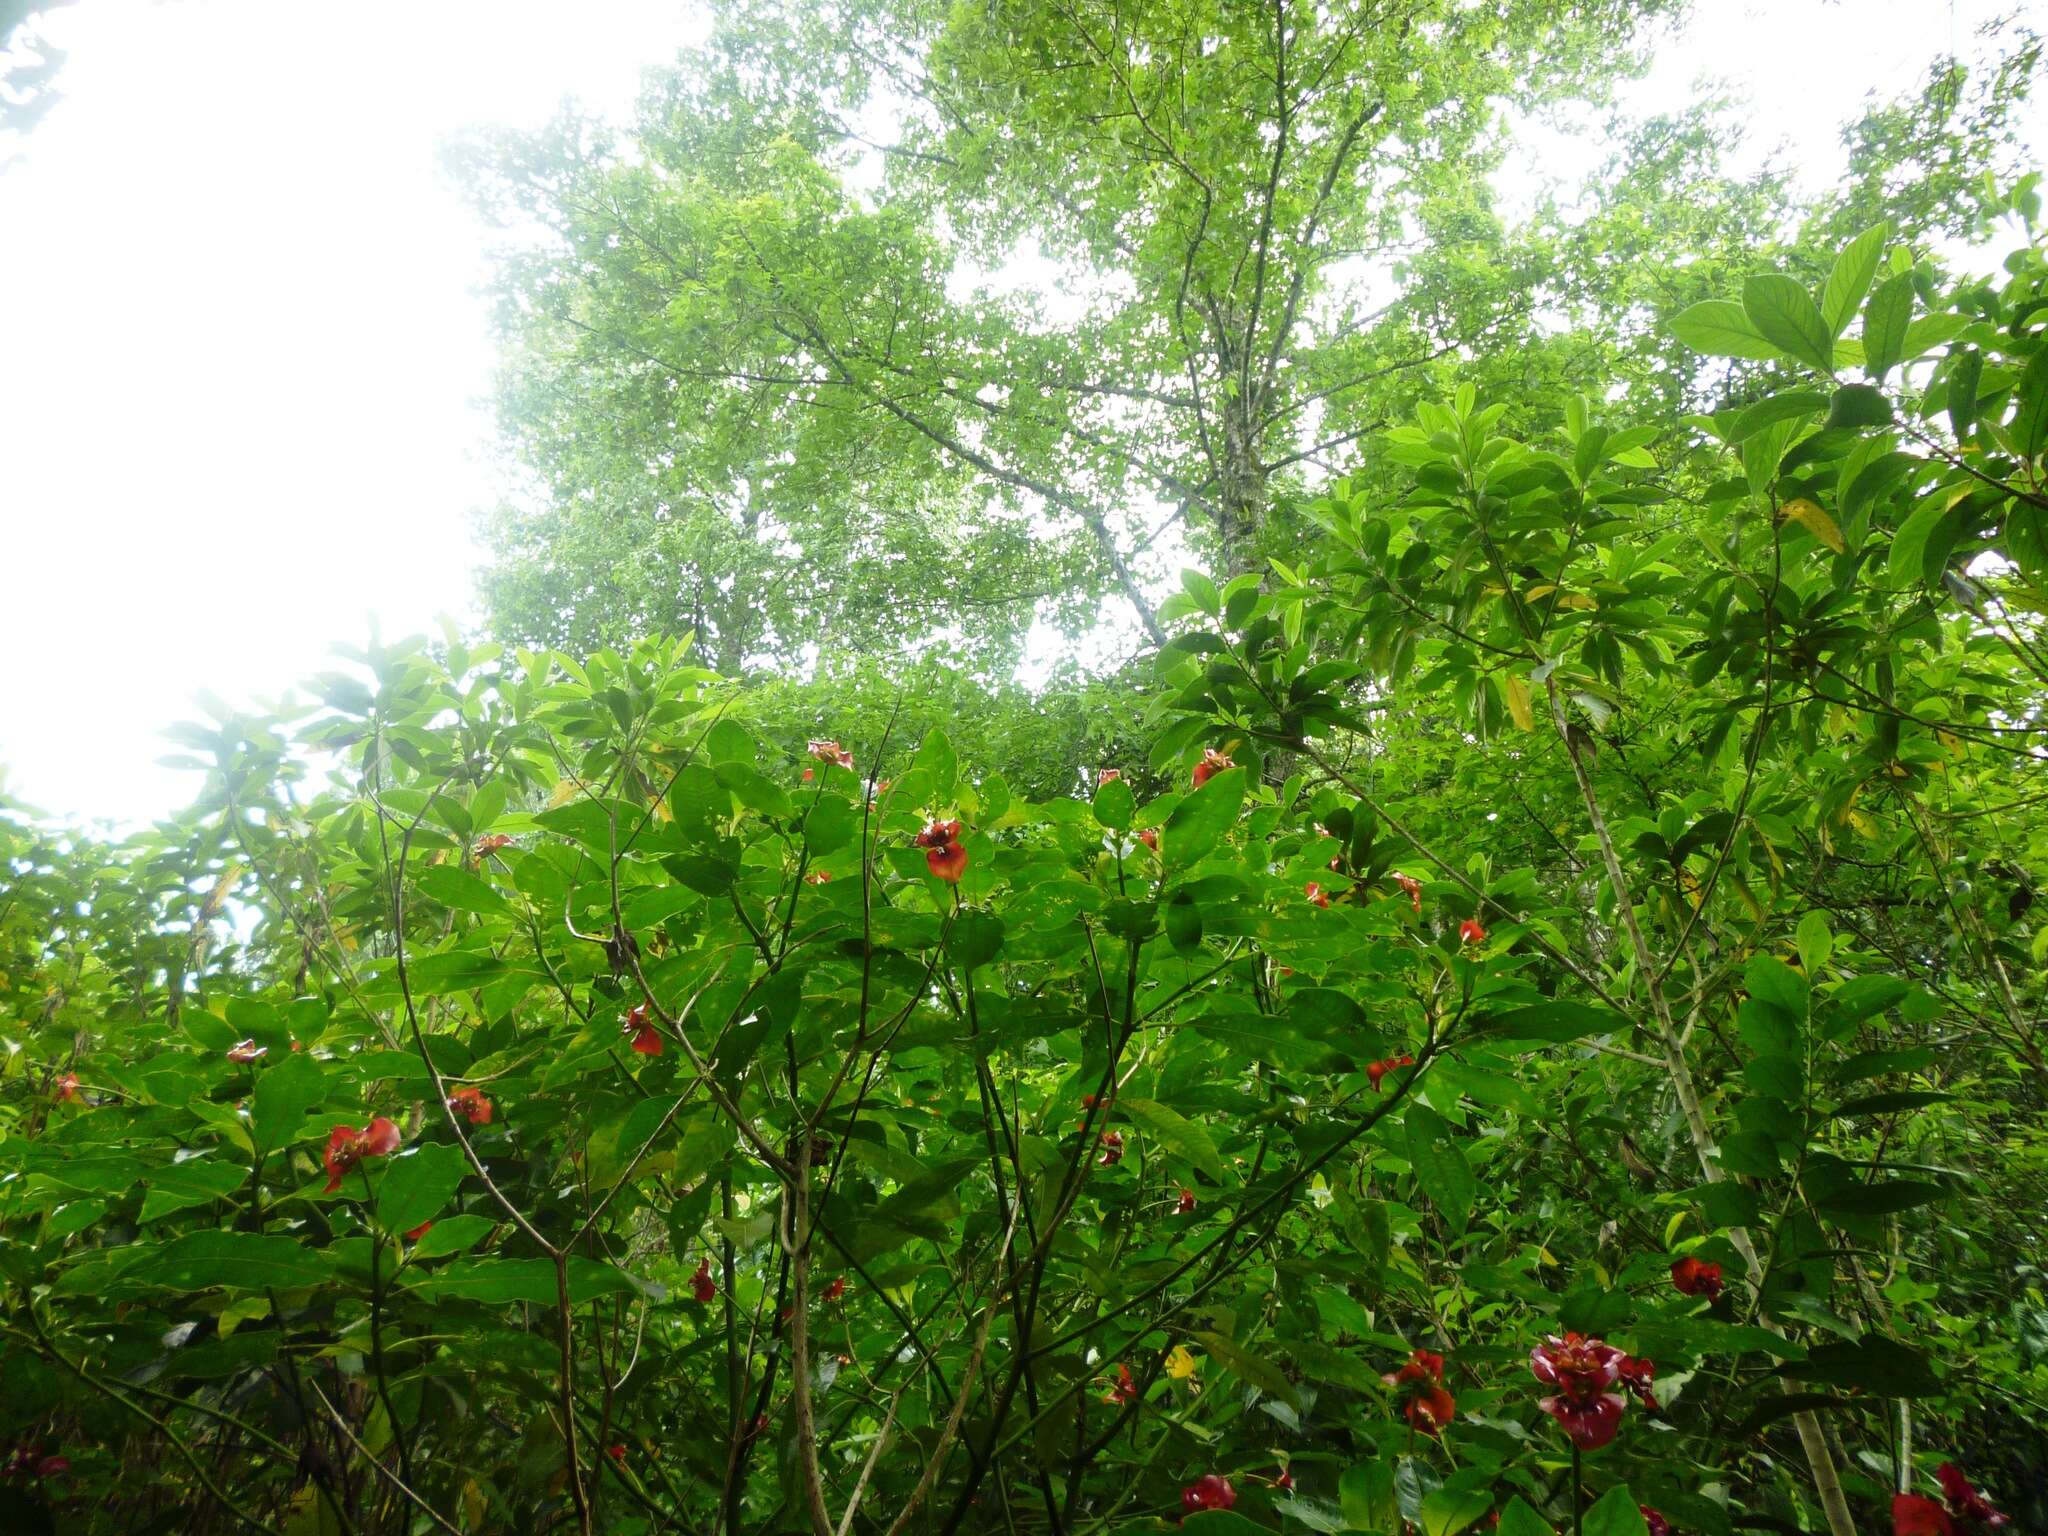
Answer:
[1781,497,1846,553]
[1557,593,1597,610]
[1523,584,1557,601]
[1847,809,1879,838]
[1163,1345,1200,1380]
[547,778,581,808]
[1504,674,1534,732]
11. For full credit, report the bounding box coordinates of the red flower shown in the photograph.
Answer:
[1639,1508,1671,1536]
[690,1258,716,1303]
[1098,768,1122,785]
[1274,1468,1294,1493]
[226,1040,267,1064]
[802,766,814,781]
[3,1447,70,1479]
[1190,748,1235,789]
[1895,1495,1956,1536]
[447,1085,493,1125]
[1459,917,1486,945]
[405,1221,433,1242]
[53,1072,80,1103]
[1394,872,1422,912]
[1937,1464,2010,1528]
[1383,1347,1456,1437]
[1366,1054,1415,1091]
[623,1004,663,1056]
[1138,827,1159,852]
[915,819,968,883]
[323,1117,402,1193]
[1104,1363,1138,1405]
[1098,1129,1125,1166]
[1182,1474,1236,1513]
[474,834,514,857]
[821,1276,846,1302]
[1670,1255,1723,1299]
[1305,881,1331,909]
[1617,1354,1657,1411]
[806,869,832,885]
[1531,1332,1627,1450]
[1175,1187,1196,1215]
[808,740,854,771]
[607,1443,628,1465]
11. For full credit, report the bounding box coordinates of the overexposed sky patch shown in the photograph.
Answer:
[0,0,2041,825]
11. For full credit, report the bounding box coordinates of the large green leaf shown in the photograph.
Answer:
[1119,1097,1225,1182]
[251,1051,327,1156]
[1404,1103,1474,1233]
[1667,299,1780,362]
[1161,766,1244,870]
[1743,274,1834,373]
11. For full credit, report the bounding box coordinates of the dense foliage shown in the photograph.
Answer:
[7,208,2048,1536]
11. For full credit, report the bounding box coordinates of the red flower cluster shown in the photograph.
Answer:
[1181,1474,1235,1514]
[1894,1464,2012,1533]
[1671,1255,1723,1299]
[807,740,854,771]
[805,869,832,885]
[607,1443,628,1465]
[820,1276,846,1303]
[915,819,968,883]
[447,1085,493,1125]
[53,1072,80,1103]
[1175,1187,1196,1215]
[1,1445,69,1479]
[1104,1363,1138,1405]
[1394,872,1422,912]
[1097,1129,1125,1166]
[1366,1054,1415,1091]
[474,834,514,857]
[1138,827,1159,852]
[1640,1508,1671,1536]
[1190,748,1235,788]
[1617,1353,1657,1411]
[1459,917,1487,946]
[690,1258,717,1303]
[623,1004,662,1056]
[226,1040,267,1064]
[323,1117,401,1193]
[1304,881,1331,909]
[1383,1347,1455,1436]
[1097,768,1122,785]
[405,1220,433,1242]
[1530,1332,1628,1450]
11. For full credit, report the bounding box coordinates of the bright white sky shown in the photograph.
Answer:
[0,0,2037,826]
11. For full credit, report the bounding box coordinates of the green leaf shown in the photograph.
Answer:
[1181,568,1222,616]
[1161,766,1244,870]
[1403,1103,1474,1233]
[1813,1180,1949,1216]
[1581,1485,1649,1536]
[1119,1097,1225,1182]
[1825,383,1893,431]
[376,1142,466,1236]
[1092,776,1135,831]
[407,1214,496,1259]
[948,911,1006,972]
[415,865,513,916]
[1495,1496,1555,1536]
[1794,911,1833,975]
[1888,491,1968,587]
[1947,347,1983,437]
[251,1051,327,1156]
[1744,954,1808,1019]
[1668,299,1781,362]
[1821,221,1890,335]
[1780,1336,1940,1397]
[1190,1330,1301,1407]
[1863,272,1915,377]
[1474,1001,1628,1043]
[2011,347,2048,459]
[1743,274,1835,373]
[1728,390,1828,444]
[1341,1462,1398,1531]
[402,1257,642,1305]
[1419,1487,1494,1536]
[911,728,958,801]
[133,1232,333,1294]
